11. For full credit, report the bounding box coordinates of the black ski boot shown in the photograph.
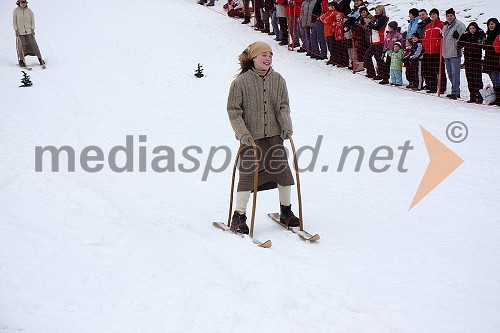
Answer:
[231,211,249,234]
[19,59,26,68]
[241,17,251,24]
[280,205,300,228]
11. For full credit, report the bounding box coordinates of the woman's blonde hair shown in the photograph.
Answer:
[375,5,386,16]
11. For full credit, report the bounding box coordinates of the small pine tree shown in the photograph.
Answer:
[194,63,204,78]
[20,71,33,87]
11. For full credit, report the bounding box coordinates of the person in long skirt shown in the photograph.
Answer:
[13,0,45,68]
[227,41,300,234]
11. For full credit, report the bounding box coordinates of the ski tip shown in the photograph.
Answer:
[255,239,272,248]
[297,230,320,242]
[303,234,320,242]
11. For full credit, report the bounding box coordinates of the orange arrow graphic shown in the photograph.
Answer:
[409,126,464,210]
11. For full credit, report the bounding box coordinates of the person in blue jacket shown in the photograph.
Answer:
[406,8,420,44]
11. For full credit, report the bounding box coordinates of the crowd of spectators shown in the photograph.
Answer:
[201,0,500,106]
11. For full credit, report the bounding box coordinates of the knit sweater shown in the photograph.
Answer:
[13,7,35,35]
[227,69,292,141]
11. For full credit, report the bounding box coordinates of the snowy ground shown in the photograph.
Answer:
[1,0,500,332]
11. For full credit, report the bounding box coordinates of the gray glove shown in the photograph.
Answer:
[31,29,35,36]
[15,30,19,37]
[240,133,253,146]
[281,130,292,140]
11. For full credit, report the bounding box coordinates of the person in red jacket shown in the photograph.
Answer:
[285,0,303,48]
[494,34,500,53]
[331,12,349,66]
[320,1,337,65]
[421,8,447,94]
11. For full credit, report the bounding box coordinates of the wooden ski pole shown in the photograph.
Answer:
[249,139,259,238]
[288,134,303,231]
[16,35,26,65]
[437,38,444,97]
[226,145,244,227]
[226,141,259,239]
[352,39,356,74]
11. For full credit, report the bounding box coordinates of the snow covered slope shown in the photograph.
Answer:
[1,0,499,332]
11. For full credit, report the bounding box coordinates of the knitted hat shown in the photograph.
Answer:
[388,21,398,30]
[359,6,369,13]
[394,41,402,48]
[238,42,273,69]
[429,8,439,16]
[243,41,273,60]
[411,32,420,39]
[445,8,455,16]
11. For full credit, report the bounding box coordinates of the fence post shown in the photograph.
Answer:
[352,39,356,74]
[438,40,444,97]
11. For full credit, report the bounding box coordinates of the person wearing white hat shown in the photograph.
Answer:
[389,41,404,85]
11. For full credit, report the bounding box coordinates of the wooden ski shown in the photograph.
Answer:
[212,222,272,248]
[267,213,320,242]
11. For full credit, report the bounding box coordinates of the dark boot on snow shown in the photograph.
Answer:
[280,205,300,228]
[476,92,483,104]
[231,211,249,234]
